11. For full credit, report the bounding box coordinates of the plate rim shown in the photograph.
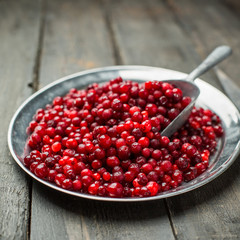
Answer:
[7,65,240,202]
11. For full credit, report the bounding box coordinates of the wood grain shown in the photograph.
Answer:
[163,0,240,239]
[30,0,174,239]
[31,183,174,240]
[109,0,240,239]
[0,0,42,239]
[166,0,240,87]
[38,0,115,88]
[104,0,219,87]
[9,0,239,239]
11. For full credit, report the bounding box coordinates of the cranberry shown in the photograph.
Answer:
[24,77,223,198]
[181,96,191,108]
[214,125,224,137]
[160,136,170,147]
[161,182,170,191]
[98,185,107,196]
[34,163,48,179]
[137,186,150,197]
[45,157,56,168]
[126,135,136,145]
[138,137,150,148]
[55,173,66,186]
[141,163,153,174]
[73,180,82,191]
[128,163,140,175]
[161,160,172,172]
[124,171,135,182]
[186,145,197,158]
[62,179,73,189]
[111,99,122,111]
[117,145,130,160]
[51,142,62,152]
[94,148,105,159]
[184,167,197,182]
[91,159,102,169]
[137,173,148,185]
[112,171,124,183]
[107,182,124,198]
[146,181,159,196]
[88,183,99,195]
[141,120,152,132]
[175,157,189,171]
[98,134,112,149]
[142,148,151,158]
[151,149,162,160]
[131,128,143,140]
[106,156,120,168]
[82,175,93,187]
[190,135,202,146]
[48,169,57,182]
[145,103,158,116]
[131,142,142,154]
[103,172,111,181]
[168,108,180,120]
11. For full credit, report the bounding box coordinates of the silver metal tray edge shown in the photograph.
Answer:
[8,65,240,202]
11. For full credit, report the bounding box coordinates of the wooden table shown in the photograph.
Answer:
[1,0,240,239]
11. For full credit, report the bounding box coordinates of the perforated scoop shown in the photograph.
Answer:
[161,45,232,137]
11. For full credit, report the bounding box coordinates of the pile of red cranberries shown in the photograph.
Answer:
[24,77,223,198]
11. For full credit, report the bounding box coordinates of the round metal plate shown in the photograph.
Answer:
[8,66,240,202]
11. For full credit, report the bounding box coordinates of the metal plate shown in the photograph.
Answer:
[8,66,240,202]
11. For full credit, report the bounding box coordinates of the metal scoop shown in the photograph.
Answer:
[161,45,232,137]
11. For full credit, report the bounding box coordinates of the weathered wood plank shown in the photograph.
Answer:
[223,0,240,17]
[30,0,174,239]
[32,182,174,240]
[166,0,240,86]
[109,0,240,239]
[106,0,220,87]
[38,0,115,87]
[163,0,240,239]
[0,0,42,239]
[29,0,240,239]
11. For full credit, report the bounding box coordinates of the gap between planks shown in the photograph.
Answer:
[101,0,123,65]
[164,199,178,240]
[29,0,46,93]
[27,1,46,239]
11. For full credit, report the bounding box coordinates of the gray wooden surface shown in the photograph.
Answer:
[1,0,240,239]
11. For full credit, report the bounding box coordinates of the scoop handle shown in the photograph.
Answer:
[186,45,232,82]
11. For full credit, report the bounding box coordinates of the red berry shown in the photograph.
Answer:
[98,134,112,149]
[24,78,223,199]
[88,183,99,195]
[106,156,120,168]
[161,160,172,172]
[118,145,130,160]
[138,137,150,148]
[141,120,152,132]
[62,179,73,189]
[107,182,124,198]
[34,163,48,179]
[73,180,82,191]
[51,142,62,152]
[146,181,159,196]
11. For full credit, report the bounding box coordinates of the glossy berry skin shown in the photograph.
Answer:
[117,145,130,160]
[98,134,112,149]
[34,163,48,179]
[24,78,223,199]
[107,182,124,198]
[73,180,82,191]
[51,142,62,152]
[146,181,159,196]
[106,156,120,168]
